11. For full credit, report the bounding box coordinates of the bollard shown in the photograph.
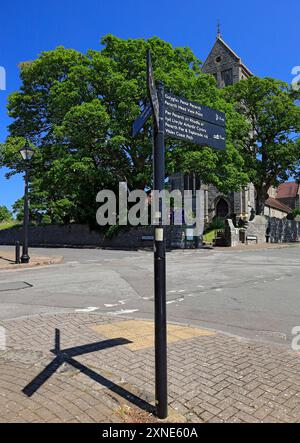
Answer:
[15,241,20,264]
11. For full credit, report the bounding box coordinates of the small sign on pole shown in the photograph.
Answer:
[132,103,152,138]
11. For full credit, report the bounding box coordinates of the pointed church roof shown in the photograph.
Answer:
[203,35,254,77]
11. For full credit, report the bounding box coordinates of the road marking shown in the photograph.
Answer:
[75,306,99,312]
[104,304,118,307]
[106,309,139,316]
[168,289,185,294]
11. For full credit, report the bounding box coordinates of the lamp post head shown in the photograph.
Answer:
[19,142,35,161]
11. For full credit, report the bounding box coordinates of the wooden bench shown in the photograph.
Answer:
[246,235,258,245]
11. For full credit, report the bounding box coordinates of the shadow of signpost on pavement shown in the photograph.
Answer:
[22,328,155,414]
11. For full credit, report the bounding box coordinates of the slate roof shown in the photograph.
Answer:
[265,197,292,214]
[276,182,299,199]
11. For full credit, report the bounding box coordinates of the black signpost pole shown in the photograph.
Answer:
[153,80,168,419]
[132,51,226,421]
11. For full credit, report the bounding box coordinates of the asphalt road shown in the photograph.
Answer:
[0,245,299,347]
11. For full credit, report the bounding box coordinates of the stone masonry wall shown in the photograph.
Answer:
[0,224,201,250]
[268,217,300,243]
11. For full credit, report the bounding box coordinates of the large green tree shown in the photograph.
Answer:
[223,77,300,215]
[0,35,249,225]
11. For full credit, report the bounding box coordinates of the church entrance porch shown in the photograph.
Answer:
[215,197,230,219]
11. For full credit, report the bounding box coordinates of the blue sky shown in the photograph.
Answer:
[0,0,299,210]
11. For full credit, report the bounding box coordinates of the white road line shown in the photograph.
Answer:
[168,289,186,294]
[106,309,139,316]
[75,306,99,312]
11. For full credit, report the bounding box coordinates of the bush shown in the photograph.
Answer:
[105,224,129,239]
[206,217,225,231]
[292,208,300,219]
[0,205,12,223]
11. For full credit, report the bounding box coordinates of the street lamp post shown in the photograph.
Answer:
[19,142,35,264]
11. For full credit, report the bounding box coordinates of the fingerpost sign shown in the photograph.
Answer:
[132,50,226,420]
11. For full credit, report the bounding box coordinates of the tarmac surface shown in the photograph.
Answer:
[0,244,299,346]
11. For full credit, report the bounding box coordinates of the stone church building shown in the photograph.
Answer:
[169,31,293,230]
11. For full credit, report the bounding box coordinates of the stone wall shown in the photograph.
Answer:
[245,216,268,244]
[224,219,239,247]
[268,217,300,243]
[0,224,202,250]
[202,39,240,87]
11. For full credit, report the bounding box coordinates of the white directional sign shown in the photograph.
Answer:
[164,93,226,150]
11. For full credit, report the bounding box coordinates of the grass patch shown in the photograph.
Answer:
[0,221,20,230]
[203,229,218,243]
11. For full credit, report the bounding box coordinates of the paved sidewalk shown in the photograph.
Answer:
[216,243,295,252]
[0,312,300,423]
[0,250,63,270]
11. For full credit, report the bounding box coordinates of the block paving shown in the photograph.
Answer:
[0,312,300,423]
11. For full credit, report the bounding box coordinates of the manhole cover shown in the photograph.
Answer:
[0,281,32,292]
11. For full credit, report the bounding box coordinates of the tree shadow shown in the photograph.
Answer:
[22,328,155,414]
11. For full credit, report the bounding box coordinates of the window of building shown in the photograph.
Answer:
[184,174,201,195]
[221,69,233,87]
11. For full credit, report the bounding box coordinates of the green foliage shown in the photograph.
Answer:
[292,208,300,219]
[202,229,218,243]
[105,224,128,239]
[0,35,251,224]
[0,221,19,230]
[223,77,300,214]
[206,217,225,231]
[0,205,12,222]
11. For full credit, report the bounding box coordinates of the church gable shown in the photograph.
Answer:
[202,36,253,88]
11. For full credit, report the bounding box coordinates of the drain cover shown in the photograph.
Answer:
[0,281,32,292]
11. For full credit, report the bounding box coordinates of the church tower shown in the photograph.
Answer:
[202,27,253,87]
[168,29,256,234]
[201,29,255,225]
